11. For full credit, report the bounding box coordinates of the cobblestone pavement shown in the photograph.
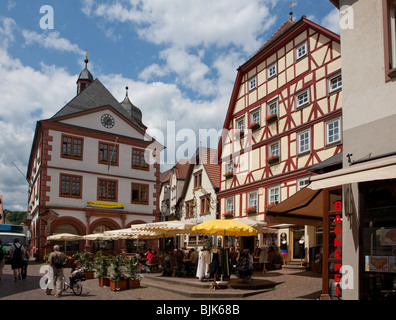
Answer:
[0,261,322,301]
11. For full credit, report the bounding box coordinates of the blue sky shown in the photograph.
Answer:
[0,0,339,211]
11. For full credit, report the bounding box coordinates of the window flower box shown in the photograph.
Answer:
[224,171,234,179]
[266,203,278,212]
[266,113,278,125]
[245,206,257,215]
[222,211,233,219]
[267,155,280,165]
[248,122,261,132]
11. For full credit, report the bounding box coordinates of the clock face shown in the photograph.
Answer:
[101,114,115,128]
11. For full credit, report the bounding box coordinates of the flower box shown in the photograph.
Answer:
[127,279,141,289]
[99,276,111,287]
[267,155,280,165]
[248,122,261,132]
[224,171,234,179]
[110,279,128,292]
[266,113,278,125]
[222,212,233,219]
[266,203,278,212]
[245,206,257,215]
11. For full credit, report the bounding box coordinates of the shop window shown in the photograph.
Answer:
[361,179,396,300]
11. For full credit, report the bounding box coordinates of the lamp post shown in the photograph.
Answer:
[161,204,168,222]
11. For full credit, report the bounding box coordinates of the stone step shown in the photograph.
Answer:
[140,273,278,298]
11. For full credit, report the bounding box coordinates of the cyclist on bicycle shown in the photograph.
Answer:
[46,245,68,297]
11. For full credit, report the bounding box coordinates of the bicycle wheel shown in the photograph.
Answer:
[72,282,83,296]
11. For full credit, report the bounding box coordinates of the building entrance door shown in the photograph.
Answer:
[292,226,305,260]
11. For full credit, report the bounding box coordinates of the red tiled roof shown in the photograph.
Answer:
[199,147,220,189]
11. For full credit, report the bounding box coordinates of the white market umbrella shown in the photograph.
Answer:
[233,218,278,234]
[47,233,84,252]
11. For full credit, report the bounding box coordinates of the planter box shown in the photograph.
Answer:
[267,156,280,165]
[110,279,128,292]
[249,123,261,132]
[224,173,234,179]
[127,279,141,289]
[98,276,111,287]
[223,215,233,219]
[266,114,278,125]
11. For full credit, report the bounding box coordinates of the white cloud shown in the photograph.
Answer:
[22,30,84,55]
[0,16,17,49]
[321,8,340,34]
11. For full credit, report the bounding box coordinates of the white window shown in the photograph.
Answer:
[326,118,341,145]
[297,177,310,191]
[267,99,278,115]
[296,42,307,60]
[269,141,279,157]
[298,129,310,154]
[296,88,310,108]
[248,191,258,210]
[226,197,234,214]
[226,160,234,173]
[267,63,277,79]
[328,73,342,93]
[248,77,257,91]
[236,117,244,131]
[268,186,280,205]
[250,108,260,125]
[390,1,396,69]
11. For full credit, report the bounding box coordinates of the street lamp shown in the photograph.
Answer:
[161,204,168,221]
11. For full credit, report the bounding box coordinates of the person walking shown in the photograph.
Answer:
[10,238,24,282]
[0,240,6,281]
[21,247,30,279]
[46,245,67,297]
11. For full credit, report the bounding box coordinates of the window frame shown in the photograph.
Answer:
[268,185,280,205]
[236,117,245,131]
[267,62,277,79]
[296,41,308,60]
[200,195,211,215]
[248,76,257,91]
[132,148,149,171]
[226,197,234,214]
[250,108,261,126]
[297,128,311,155]
[325,117,342,146]
[97,178,118,202]
[61,134,84,161]
[267,98,278,116]
[384,0,396,80]
[194,170,203,188]
[297,177,310,191]
[247,191,258,211]
[60,173,82,198]
[98,141,119,166]
[295,88,310,109]
[328,72,342,94]
[131,183,149,205]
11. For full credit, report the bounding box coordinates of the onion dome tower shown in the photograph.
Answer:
[120,86,143,124]
[76,50,94,95]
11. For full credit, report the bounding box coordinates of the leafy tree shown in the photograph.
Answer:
[3,209,27,225]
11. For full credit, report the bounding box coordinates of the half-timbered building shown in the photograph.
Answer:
[217,16,342,262]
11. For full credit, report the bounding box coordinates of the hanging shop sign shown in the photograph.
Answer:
[87,200,124,209]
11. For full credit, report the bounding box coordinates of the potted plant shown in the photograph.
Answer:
[109,255,128,291]
[94,251,111,287]
[223,171,234,179]
[74,252,95,279]
[222,211,233,219]
[266,154,280,165]
[266,202,277,212]
[266,113,278,124]
[125,257,142,289]
[245,206,257,215]
[272,252,283,269]
[248,121,260,132]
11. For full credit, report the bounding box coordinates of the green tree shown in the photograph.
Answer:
[4,210,27,225]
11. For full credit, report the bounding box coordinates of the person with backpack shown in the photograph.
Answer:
[10,238,25,282]
[46,245,67,297]
[0,240,7,281]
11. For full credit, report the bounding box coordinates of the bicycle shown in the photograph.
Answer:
[61,268,86,296]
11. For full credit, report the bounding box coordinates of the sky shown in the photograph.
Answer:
[0,0,339,211]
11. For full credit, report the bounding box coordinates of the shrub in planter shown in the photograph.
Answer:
[272,253,283,269]
[74,252,95,279]
[109,255,128,291]
[94,251,111,287]
[266,113,278,124]
[248,122,260,131]
[266,155,280,165]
